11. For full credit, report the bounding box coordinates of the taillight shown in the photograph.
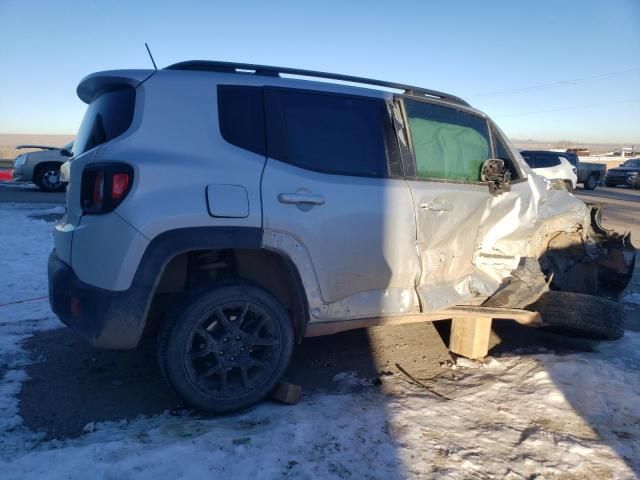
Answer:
[81,163,133,214]
[111,173,130,199]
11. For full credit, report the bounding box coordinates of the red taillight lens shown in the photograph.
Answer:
[111,173,130,199]
[81,164,133,214]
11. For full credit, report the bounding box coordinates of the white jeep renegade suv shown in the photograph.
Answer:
[48,61,635,412]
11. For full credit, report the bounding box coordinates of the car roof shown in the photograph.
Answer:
[166,60,471,107]
[77,62,490,118]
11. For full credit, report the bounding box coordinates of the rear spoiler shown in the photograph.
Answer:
[76,69,156,103]
[16,145,62,150]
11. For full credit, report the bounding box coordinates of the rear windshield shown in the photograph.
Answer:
[72,87,135,157]
[622,159,640,168]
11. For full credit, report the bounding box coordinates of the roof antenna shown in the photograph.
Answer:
[145,42,158,71]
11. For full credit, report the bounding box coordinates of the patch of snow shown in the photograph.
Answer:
[624,292,640,306]
[454,356,505,370]
[1,203,639,479]
[332,371,373,387]
[29,205,66,215]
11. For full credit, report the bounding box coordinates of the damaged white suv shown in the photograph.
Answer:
[48,61,636,412]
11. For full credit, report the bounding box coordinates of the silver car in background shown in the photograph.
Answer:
[12,141,72,191]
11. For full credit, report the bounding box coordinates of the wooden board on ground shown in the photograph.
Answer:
[271,381,302,405]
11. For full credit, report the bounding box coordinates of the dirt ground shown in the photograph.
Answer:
[2,181,637,440]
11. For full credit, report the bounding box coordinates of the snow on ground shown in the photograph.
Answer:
[1,203,639,479]
[625,292,640,306]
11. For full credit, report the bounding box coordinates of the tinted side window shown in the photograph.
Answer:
[404,99,490,181]
[490,127,521,179]
[562,153,578,166]
[521,153,535,168]
[218,85,266,156]
[266,89,389,177]
[535,154,560,168]
[73,87,135,157]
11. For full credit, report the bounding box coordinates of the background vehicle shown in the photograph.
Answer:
[49,62,635,413]
[560,150,606,190]
[12,142,73,191]
[605,158,640,189]
[520,150,577,192]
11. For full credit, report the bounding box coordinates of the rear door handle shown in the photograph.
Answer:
[278,193,325,205]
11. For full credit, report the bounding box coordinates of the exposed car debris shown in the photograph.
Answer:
[538,204,635,299]
[482,257,550,309]
[450,177,636,315]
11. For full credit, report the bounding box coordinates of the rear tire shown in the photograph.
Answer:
[583,173,598,190]
[158,283,294,413]
[34,163,64,192]
[528,291,624,340]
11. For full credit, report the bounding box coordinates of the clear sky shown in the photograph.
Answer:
[1,0,638,143]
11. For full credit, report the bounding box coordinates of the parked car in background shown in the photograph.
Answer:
[605,158,640,189]
[559,151,605,190]
[12,142,73,191]
[520,150,577,192]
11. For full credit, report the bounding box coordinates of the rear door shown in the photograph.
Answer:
[261,88,419,320]
[399,98,496,311]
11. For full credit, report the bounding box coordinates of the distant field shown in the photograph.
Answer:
[0,133,633,169]
[0,133,74,161]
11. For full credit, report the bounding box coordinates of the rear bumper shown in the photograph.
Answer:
[11,169,28,182]
[48,250,147,349]
[48,226,263,349]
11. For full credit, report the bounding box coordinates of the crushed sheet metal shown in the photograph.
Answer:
[266,172,634,322]
[418,174,603,312]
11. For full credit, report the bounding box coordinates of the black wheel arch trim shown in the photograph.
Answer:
[50,226,310,349]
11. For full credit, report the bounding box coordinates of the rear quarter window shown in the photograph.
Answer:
[562,153,578,166]
[534,154,561,168]
[217,85,266,156]
[72,87,135,157]
[521,153,534,167]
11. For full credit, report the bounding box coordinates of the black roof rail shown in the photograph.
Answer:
[165,60,470,107]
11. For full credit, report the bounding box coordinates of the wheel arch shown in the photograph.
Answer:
[141,227,310,342]
[33,160,64,173]
[33,161,63,180]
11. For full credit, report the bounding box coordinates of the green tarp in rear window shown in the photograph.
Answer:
[405,100,490,181]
